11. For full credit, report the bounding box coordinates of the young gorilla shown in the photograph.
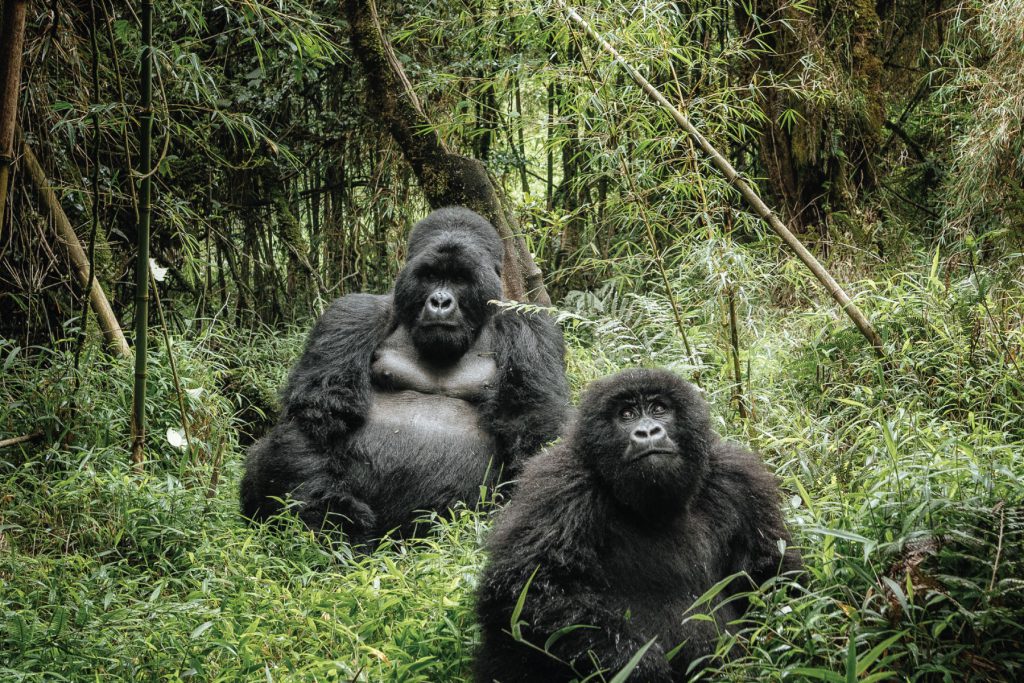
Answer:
[240,207,569,544]
[475,368,802,682]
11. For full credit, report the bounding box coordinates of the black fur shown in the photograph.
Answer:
[240,207,569,544]
[475,368,802,682]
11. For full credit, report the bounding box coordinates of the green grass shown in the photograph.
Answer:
[2,251,1023,681]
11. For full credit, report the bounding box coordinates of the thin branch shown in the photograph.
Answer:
[0,431,43,449]
[131,0,155,468]
[0,0,28,224]
[988,501,1005,592]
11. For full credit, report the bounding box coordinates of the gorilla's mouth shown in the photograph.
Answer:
[629,448,676,462]
[410,322,475,363]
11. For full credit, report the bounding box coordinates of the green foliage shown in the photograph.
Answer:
[4,0,1024,680]
[935,0,1024,238]
[4,245,1024,681]
[0,329,483,681]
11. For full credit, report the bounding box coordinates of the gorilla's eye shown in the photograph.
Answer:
[619,406,638,420]
[415,266,439,282]
[650,400,668,416]
[433,265,471,284]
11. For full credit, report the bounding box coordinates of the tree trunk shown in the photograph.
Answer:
[345,0,550,304]
[0,0,29,226]
[273,188,322,313]
[733,0,885,239]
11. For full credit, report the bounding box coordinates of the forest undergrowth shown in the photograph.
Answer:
[2,241,1022,682]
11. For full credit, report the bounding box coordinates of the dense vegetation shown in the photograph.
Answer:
[1,0,1022,680]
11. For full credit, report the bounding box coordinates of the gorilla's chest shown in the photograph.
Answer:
[370,324,497,404]
[600,518,726,648]
[346,325,498,529]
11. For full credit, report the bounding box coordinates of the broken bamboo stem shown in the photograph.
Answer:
[22,141,131,357]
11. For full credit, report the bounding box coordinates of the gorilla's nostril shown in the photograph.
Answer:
[428,291,455,312]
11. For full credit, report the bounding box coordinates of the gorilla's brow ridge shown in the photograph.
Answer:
[607,389,666,407]
[413,258,473,281]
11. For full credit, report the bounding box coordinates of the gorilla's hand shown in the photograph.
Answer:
[289,372,367,444]
[297,486,377,540]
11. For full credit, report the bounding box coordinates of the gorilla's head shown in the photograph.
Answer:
[393,208,504,363]
[572,368,712,520]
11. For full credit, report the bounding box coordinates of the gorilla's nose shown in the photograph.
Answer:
[426,289,456,318]
[631,419,666,449]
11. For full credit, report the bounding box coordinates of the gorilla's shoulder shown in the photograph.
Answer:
[311,293,391,332]
[492,304,558,333]
[706,437,785,514]
[302,293,393,354]
[516,445,578,489]
[711,438,778,481]
[320,293,392,322]
[491,305,566,362]
[489,448,603,557]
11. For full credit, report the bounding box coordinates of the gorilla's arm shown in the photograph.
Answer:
[280,293,393,444]
[712,442,804,585]
[486,309,570,473]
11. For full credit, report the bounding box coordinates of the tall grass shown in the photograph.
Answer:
[2,248,1023,681]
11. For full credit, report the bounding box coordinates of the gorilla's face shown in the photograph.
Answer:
[615,394,679,463]
[575,369,712,520]
[393,238,502,364]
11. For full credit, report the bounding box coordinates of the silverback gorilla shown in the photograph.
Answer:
[240,207,569,544]
[475,368,802,682]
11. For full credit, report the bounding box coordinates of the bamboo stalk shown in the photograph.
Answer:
[21,141,131,357]
[0,0,28,224]
[151,270,193,458]
[727,287,748,419]
[131,0,155,467]
[557,2,885,357]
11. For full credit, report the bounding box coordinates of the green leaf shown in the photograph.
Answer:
[857,632,906,676]
[47,606,68,638]
[608,638,658,683]
[683,571,745,613]
[846,625,857,683]
[191,621,215,639]
[3,345,21,370]
[543,623,596,652]
[789,667,845,682]
[510,566,540,641]
[8,614,29,645]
